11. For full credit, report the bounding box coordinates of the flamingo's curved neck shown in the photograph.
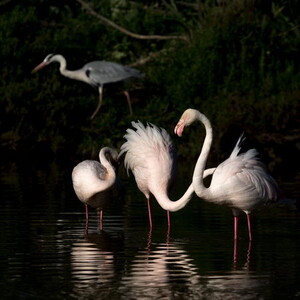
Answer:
[99,147,117,189]
[192,111,213,198]
[151,168,216,212]
[150,183,194,212]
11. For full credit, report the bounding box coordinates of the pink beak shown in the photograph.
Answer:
[31,61,48,73]
[174,120,185,137]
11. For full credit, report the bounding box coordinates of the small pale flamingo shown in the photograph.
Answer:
[72,147,119,232]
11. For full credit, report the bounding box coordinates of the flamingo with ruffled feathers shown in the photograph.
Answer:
[119,121,215,229]
[174,108,288,240]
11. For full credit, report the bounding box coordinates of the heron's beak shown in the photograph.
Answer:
[174,119,185,137]
[31,61,48,73]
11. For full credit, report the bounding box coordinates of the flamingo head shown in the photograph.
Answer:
[174,108,199,137]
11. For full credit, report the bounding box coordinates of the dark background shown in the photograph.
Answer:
[0,0,299,174]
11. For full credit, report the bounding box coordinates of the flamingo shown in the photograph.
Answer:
[119,121,215,229]
[72,147,119,232]
[174,108,284,240]
[32,54,144,119]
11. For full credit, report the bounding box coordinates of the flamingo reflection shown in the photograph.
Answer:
[120,231,200,298]
[71,231,123,297]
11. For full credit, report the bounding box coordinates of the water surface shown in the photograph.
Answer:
[0,162,299,299]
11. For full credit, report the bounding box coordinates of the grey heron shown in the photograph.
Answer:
[32,54,144,119]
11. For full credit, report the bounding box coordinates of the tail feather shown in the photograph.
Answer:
[230,133,245,158]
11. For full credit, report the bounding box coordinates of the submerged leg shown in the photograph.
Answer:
[90,85,103,119]
[85,204,89,234]
[123,90,133,115]
[246,213,252,241]
[233,238,238,266]
[147,197,153,229]
[99,209,103,231]
[245,240,252,269]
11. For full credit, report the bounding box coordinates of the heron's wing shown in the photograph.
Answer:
[84,61,144,85]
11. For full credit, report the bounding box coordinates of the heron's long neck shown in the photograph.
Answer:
[99,148,117,188]
[192,112,213,198]
[52,55,84,82]
[151,168,216,212]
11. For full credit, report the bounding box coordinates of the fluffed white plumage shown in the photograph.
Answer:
[119,121,216,228]
[121,121,177,199]
[207,135,279,212]
[174,108,283,240]
[72,147,119,232]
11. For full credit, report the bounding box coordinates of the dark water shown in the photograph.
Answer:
[0,161,299,300]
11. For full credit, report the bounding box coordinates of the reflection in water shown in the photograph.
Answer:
[204,271,270,300]
[233,239,252,268]
[203,240,270,300]
[118,231,270,299]
[202,239,269,300]
[120,230,201,299]
[71,231,122,298]
[0,162,299,299]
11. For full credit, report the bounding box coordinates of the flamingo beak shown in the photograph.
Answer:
[174,119,185,137]
[31,61,48,73]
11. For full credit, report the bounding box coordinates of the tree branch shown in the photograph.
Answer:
[76,0,189,42]
[128,48,171,67]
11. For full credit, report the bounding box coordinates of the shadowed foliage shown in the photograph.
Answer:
[0,0,299,174]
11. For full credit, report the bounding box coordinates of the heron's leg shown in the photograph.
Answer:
[90,85,103,119]
[99,209,103,231]
[246,213,252,241]
[147,197,153,229]
[123,90,133,115]
[234,216,239,240]
[85,204,89,234]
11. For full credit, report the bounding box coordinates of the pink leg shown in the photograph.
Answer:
[234,216,239,240]
[99,209,103,231]
[147,198,153,229]
[166,211,171,245]
[167,211,171,228]
[246,214,252,241]
[85,204,89,234]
